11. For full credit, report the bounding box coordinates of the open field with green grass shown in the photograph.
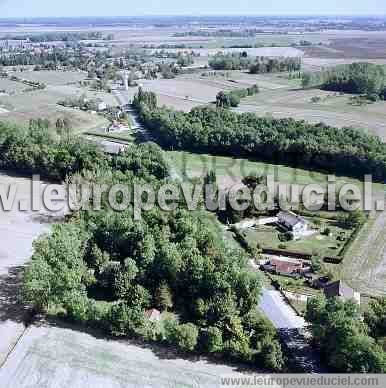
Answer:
[0,323,257,388]
[269,274,321,296]
[165,150,385,192]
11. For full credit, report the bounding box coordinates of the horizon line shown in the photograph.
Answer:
[1,14,386,20]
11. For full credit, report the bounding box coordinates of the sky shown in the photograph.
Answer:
[0,0,385,18]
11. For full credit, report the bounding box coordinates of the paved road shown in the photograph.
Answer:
[259,288,325,372]
[259,288,305,329]
[249,261,324,372]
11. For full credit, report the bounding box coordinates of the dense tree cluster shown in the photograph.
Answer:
[302,62,386,99]
[306,296,386,372]
[176,54,194,67]
[208,52,301,73]
[365,297,386,340]
[0,47,95,68]
[216,85,259,108]
[134,93,386,181]
[24,205,282,368]
[58,95,105,111]
[0,121,107,180]
[0,121,285,370]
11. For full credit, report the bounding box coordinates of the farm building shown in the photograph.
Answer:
[261,256,310,277]
[323,280,361,305]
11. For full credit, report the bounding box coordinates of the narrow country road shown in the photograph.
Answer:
[250,260,324,372]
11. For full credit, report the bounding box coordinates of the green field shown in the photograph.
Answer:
[166,150,385,191]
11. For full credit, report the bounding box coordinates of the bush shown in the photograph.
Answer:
[108,302,145,337]
[174,323,199,352]
[257,340,285,371]
[202,326,223,353]
[278,232,293,242]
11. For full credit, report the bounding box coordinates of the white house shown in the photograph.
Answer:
[277,211,308,239]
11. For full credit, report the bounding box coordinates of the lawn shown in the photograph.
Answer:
[243,218,353,257]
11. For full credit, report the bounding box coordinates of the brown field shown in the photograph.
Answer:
[140,78,228,107]
[302,57,386,72]
[303,35,386,59]
[339,208,386,297]
[140,71,300,111]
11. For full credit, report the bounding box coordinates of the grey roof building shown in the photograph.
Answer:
[323,280,361,304]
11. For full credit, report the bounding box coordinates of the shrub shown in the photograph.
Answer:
[174,323,199,352]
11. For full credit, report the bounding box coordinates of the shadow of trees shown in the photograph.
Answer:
[0,266,31,325]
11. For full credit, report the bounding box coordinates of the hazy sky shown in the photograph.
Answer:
[1,0,385,18]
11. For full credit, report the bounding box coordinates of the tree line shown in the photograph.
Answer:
[134,89,386,182]
[2,31,105,42]
[216,85,259,108]
[209,52,302,73]
[302,62,386,100]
